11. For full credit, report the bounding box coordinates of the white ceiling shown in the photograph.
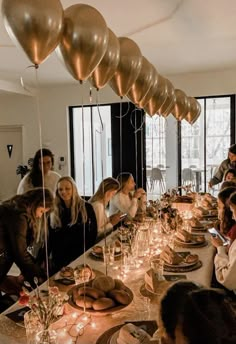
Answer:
[1,0,236,89]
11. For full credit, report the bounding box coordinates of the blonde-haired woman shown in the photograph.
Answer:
[50,176,97,271]
[89,177,121,238]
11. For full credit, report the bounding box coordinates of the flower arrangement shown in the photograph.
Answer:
[19,277,68,331]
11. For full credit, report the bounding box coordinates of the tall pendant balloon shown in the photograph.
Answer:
[90,28,120,90]
[172,89,189,121]
[109,37,142,97]
[2,0,64,66]
[138,67,159,108]
[127,56,155,106]
[185,97,201,124]
[57,4,108,82]
[144,75,168,116]
[158,79,175,117]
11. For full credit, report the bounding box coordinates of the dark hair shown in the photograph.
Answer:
[218,186,236,234]
[228,144,236,155]
[229,191,236,206]
[223,169,236,181]
[117,172,133,190]
[182,289,236,344]
[4,188,54,237]
[28,149,54,187]
[221,181,236,190]
[159,282,236,344]
[159,281,201,340]
[89,177,120,203]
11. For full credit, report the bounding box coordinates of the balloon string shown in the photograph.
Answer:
[115,101,130,119]
[119,102,123,174]
[95,90,104,133]
[33,67,50,286]
[134,109,138,185]
[141,116,144,189]
[130,108,145,133]
[20,65,39,95]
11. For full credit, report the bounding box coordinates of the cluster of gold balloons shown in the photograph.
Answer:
[2,0,201,124]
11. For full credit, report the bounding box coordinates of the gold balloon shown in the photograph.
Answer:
[90,28,120,89]
[109,37,142,97]
[127,56,155,105]
[185,97,201,124]
[2,0,63,65]
[172,89,189,121]
[158,79,175,117]
[144,75,168,116]
[138,66,159,108]
[57,4,108,82]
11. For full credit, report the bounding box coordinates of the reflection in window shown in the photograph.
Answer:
[70,105,112,197]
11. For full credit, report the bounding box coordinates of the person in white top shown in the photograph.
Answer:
[212,190,236,292]
[109,173,146,219]
[17,148,61,195]
[89,177,121,238]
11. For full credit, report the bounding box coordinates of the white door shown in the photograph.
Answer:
[0,126,23,201]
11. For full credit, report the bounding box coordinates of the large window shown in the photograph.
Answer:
[180,96,234,192]
[146,114,166,195]
[69,105,112,197]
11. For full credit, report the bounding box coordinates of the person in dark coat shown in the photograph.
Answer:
[49,176,97,272]
[0,188,54,291]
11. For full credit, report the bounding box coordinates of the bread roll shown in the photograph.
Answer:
[60,266,74,278]
[194,235,205,243]
[78,286,105,299]
[108,289,132,305]
[92,246,103,255]
[92,276,115,293]
[75,295,94,309]
[92,297,116,310]
[184,254,199,264]
[114,278,125,290]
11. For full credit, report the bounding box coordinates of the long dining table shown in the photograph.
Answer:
[0,230,216,344]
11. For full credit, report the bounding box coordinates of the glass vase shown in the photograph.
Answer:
[35,329,58,344]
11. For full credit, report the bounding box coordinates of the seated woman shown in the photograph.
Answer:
[212,190,236,292]
[109,172,146,219]
[17,148,61,194]
[157,281,236,344]
[0,188,54,290]
[89,177,122,239]
[217,186,236,242]
[49,176,97,271]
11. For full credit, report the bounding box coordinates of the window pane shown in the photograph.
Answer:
[73,107,93,196]
[206,97,231,189]
[146,114,166,196]
[71,105,112,197]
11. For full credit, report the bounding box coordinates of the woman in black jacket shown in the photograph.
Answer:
[49,176,97,271]
[0,188,54,289]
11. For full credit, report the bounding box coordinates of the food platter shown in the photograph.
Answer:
[164,260,202,272]
[67,285,133,316]
[164,253,199,268]
[174,235,207,248]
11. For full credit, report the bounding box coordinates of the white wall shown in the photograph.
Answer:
[0,68,236,182]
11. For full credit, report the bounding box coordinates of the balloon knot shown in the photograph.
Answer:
[35,64,39,69]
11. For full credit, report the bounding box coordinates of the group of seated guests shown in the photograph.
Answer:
[0,148,146,311]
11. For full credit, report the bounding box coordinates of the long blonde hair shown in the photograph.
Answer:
[50,176,87,228]
[89,177,120,204]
